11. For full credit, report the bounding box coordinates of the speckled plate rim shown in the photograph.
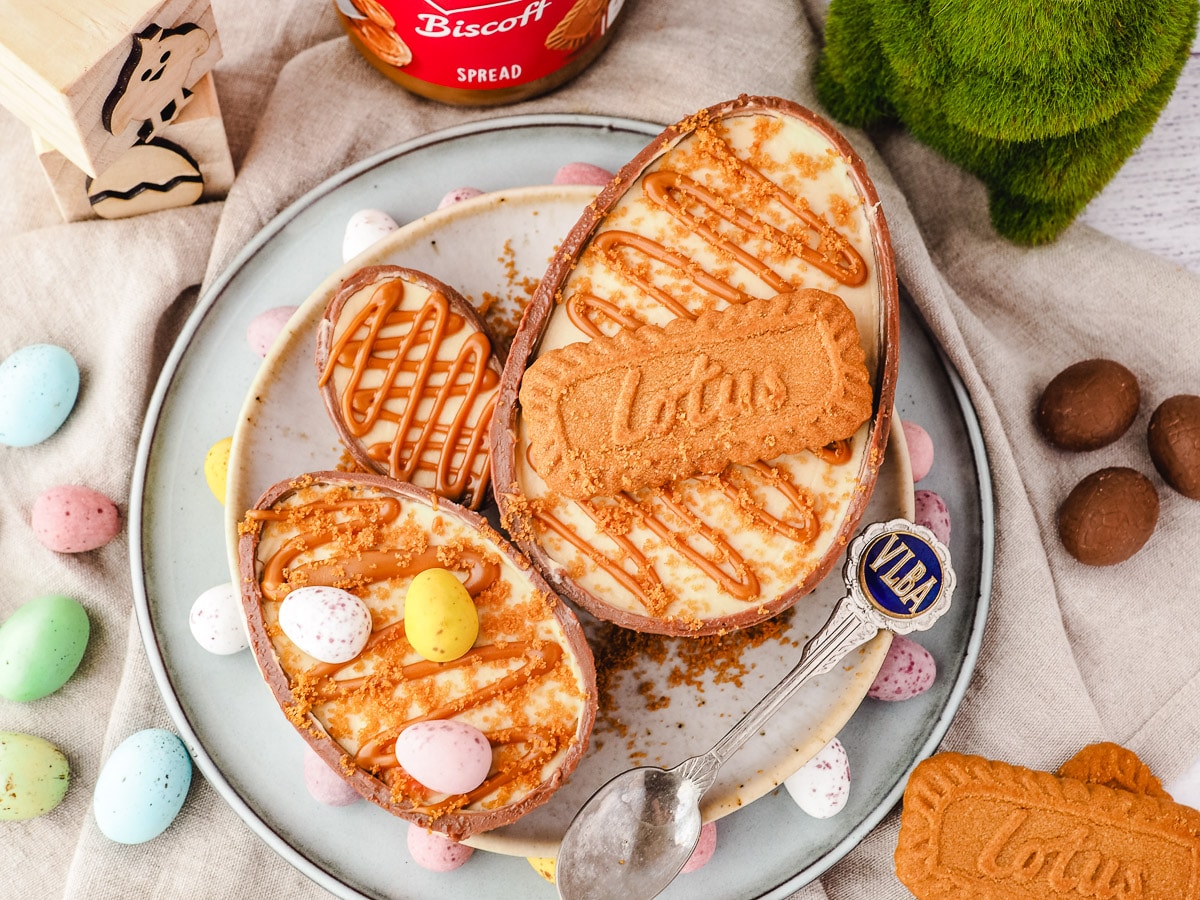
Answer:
[128,113,994,900]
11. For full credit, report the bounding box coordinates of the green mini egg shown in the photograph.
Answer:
[0,594,90,701]
[403,568,479,662]
[0,731,70,820]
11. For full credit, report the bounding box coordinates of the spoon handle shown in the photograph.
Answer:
[707,597,878,770]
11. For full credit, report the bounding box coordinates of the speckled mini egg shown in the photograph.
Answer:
[302,744,360,807]
[868,634,936,701]
[0,594,90,702]
[527,856,556,883]
[395,720,492,796]
[188,583,249,655]
[278,586,372,664]
[437,187,484,209]
[1058,467,1159,566]
[204,437,232,504]
[93,728,192,844]
[342,209,400,262]
[0,731,70,821]
[681,821,717,873]
[407,822,474,872]
[914,489,951,545]
[784,737,851,819]
[0,343,80,447]
[31,484,120,553]
[246,306,299,357]
[902,420,934,482]
[552,162,614,186]
[404,568,479,662]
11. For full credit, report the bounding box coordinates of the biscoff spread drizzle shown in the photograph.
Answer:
[247,487,583,815]
[318,278,498,507]
[526,110,873,622]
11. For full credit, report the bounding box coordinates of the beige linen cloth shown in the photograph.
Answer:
[3,1,1199,897]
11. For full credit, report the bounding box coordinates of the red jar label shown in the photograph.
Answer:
[344,0,624,89]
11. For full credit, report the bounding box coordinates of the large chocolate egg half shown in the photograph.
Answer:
[316,265,502,510]
[237,472,597,839]
[492,96,899,636]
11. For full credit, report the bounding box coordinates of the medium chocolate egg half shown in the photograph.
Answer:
[237,472,596,839]
[316,266,502,510]
[492,95,899,636]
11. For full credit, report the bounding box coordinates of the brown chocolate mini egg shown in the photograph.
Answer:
[1036,359,1140,451]
[1058,467,1158,566]
[1148,394,1200,500]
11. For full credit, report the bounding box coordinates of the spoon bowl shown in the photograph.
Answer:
[555,766,702,900]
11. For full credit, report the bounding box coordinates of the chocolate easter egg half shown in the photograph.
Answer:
[237,472,596,839]
[493,95,899,636]
[316,266,502,509]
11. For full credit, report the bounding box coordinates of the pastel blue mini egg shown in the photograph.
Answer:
[93,728,192,844]
[0,344,80,447]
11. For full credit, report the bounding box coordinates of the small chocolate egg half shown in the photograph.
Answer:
[1058,467,1158,566]
[1036,359,1139,451]
[1148,394,1200,500]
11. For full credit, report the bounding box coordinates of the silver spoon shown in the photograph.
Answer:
[555,518,956,900]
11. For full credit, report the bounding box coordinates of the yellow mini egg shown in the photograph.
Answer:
[403,568,478,662]
[204,437,232,504]
[528,856,556,883]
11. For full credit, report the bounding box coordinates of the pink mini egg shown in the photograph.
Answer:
[914,489,951,545]
[31,484,120,553]
[302,745,360,807]
[784,737,850,819]
[437,187,484,209]
[395,720,492,796]
[902,420,934,482]
[868,634,936,701]
[278,586,371,664]
[246,306,299,357]
[407,822,474,872]
[552,162,614,186]
[188,583,249,655]
[681,820,717,873]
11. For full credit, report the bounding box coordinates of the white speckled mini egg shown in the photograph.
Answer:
[93,729,192,844]
[784,737,850,819]
[394,720,492,795]
[0,344,80,447]
[278,586,372,664]
[437,187,484,209]
[342,209,400,262]
[868,634,937,702]
[188,583,249,655]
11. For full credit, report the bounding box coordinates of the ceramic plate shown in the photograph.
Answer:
[225,183,902,857]
[131,114,993,899]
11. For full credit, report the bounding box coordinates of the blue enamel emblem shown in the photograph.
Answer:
[858,530,944,618]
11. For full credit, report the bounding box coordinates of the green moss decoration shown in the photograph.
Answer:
[815,0,1199,244]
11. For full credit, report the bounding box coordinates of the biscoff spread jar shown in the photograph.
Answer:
[335,0,625,105]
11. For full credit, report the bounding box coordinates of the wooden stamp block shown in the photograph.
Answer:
[0,0,222,177]
[35,72,234,222]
